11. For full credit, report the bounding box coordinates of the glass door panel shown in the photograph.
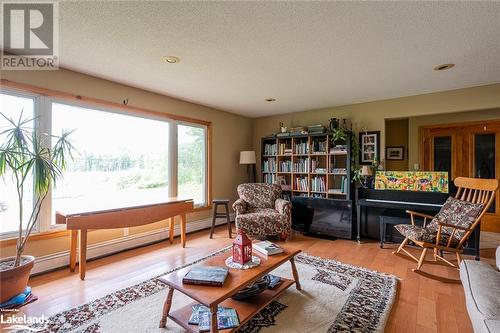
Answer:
[474,133,496,212]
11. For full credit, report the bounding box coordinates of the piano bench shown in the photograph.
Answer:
[379,211,413,249]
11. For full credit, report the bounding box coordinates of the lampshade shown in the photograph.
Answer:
[361,165,373,176]
[240,151,256,164]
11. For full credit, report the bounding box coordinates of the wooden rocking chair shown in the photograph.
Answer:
[393,177,498,282]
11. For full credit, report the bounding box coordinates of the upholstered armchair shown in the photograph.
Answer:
[232,183,292,240]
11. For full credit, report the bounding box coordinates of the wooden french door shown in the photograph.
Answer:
[420,120,500,232]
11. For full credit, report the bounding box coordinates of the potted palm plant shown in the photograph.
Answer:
[0,111,74,303]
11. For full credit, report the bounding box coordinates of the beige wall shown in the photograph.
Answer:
[0,69,253,258]
[385,118,409,171]
[408,108,500,168]
[253,84,500,177]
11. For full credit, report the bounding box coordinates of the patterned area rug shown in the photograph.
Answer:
[25,248,397,333]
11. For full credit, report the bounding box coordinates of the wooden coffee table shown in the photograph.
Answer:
[158,246,302,332]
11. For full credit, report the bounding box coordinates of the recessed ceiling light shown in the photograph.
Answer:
[433,63,455,71]
[163,56,180,64]
[265,98,276,102]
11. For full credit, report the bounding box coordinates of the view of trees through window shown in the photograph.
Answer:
[178,124,206,205]
[51,103,170,219]
[0,93,35,235]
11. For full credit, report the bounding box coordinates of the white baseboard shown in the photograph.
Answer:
[32,213,235,275]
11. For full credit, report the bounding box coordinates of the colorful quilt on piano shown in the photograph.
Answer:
[375,171,448,193]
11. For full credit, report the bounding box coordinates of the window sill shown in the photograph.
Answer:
[0,230,70,248]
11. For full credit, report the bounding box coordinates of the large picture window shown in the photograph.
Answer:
[51,102,170,217]
[0,93,35,236]
[0,87,210,237]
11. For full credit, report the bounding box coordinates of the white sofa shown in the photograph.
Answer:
[460,246,500,333]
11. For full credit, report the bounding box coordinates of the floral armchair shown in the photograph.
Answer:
[232,183,292,240]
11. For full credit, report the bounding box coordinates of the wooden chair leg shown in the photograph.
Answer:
[456,252,462,266]
[393,237,409,255]
[209,204,217,239]
[225,203,232,238]
[413,248,428,271]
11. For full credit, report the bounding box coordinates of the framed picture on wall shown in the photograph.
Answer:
[386,146,405,160]
[359,131,380,165]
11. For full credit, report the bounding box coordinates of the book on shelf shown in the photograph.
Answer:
[253,241,283,256]
[311,176,326,192]
[263,158,276,172]
[191,305,240,332]
[183,266,229,287]
[276,132,290,138]
[295,176,309,192]
[293,157,310,173]
[294,141,309,154]
[279,160,292,172]
[264,143,277,155]
[264,173,277,184]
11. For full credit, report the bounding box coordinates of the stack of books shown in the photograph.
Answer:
[183,266,229,287]
[253,241,283,256]
[189,304,239,332]
[278,143,292,155]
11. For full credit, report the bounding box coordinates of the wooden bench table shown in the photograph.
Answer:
[56,198,194,280]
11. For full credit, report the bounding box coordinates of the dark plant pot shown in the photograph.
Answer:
[0,255,35,303]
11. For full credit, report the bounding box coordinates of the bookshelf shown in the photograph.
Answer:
[261,132,353,202]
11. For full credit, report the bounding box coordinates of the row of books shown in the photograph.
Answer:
[279,160,292,172]
[264,143,278,156]
[311,176,326,192]
[263,158,276,172]
[293,158,310,173]
[264,173,276,184]
[294,142,309,154]
[278,143,293,155]
[295,176,309,191]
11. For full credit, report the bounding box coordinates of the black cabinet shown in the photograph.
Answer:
[291,197,353,239]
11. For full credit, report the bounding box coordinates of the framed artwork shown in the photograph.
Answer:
[375,171,449,193]
[359,131,380,165]
[386,146,405,160]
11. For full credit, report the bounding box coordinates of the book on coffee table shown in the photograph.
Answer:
[253,241,283,256]
[198,307,239,332]
[183,266,229,287]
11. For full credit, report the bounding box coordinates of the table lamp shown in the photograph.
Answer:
[361,165,374,188]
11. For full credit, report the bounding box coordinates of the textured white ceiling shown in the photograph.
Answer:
[55,2,500,117]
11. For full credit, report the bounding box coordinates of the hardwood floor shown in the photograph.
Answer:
[15,225,493,332]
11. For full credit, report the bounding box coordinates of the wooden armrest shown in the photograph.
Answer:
[437,222,470,231]
[405,210,435,220]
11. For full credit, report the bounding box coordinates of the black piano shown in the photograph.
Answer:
[356,188,481,259]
